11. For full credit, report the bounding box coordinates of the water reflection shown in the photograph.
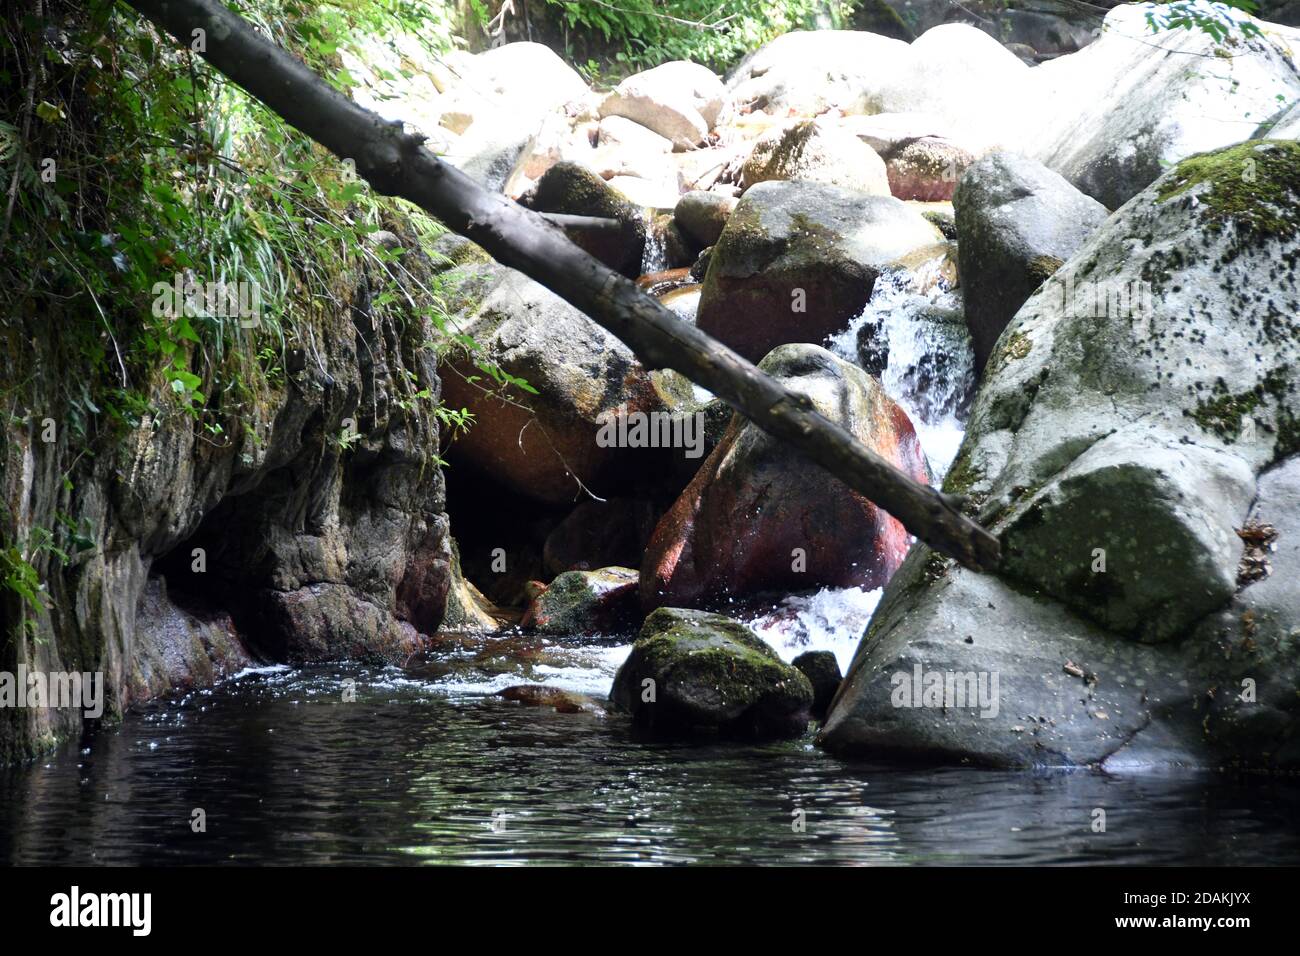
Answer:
[2,662,1297,866]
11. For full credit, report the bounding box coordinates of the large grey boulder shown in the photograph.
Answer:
[437,258,665,505]
[1028,5,1300,208]
[822,139,1300,769]
[740,118,891,195]
[452,41,590,120]
[600,61,724,149]
[695,180,942,361]
[611,607,813,738]
[954,152,1109,372]
[869,24,1031,154]
[726,30,910,117]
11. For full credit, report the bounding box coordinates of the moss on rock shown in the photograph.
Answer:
[1156,140,1300,247]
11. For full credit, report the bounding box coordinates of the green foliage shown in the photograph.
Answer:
[524,0,851,75]
[1143,0,1264,42]
[0,526,67,638]
[0,0,485,451]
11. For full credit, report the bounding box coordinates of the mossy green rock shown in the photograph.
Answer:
[611,608,813,738]
[824,140,1300,769]
[525,161,647,276]
[525,567,640,636]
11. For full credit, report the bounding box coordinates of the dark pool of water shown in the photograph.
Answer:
[3,659,1299,866]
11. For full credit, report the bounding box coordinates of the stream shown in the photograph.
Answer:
[6,225,1295,868]
[4,616,1299,866]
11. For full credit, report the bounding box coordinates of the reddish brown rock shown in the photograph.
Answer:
[499,684,606,715]
[641,344,929,610]
[695,180,942,363]
[884,136,975,202]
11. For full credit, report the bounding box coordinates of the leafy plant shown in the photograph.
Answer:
[512,0,850,74]
[1143,0,1263,43]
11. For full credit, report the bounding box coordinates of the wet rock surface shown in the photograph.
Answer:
[611,607,813,738]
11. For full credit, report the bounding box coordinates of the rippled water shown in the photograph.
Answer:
[3,633,1299,866]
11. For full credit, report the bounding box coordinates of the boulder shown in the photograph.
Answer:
[953,152,1109,372]
[726,30,910,117]
[883,136,974,201]
[600,61,725,149]
[641,344,930,611]
[543,498,659,576]
[1260,97,1300,140]
[822,139,1300,768]
[841,113,980,199]
[598,115,674,154]
[674,190,738,247]
[461,41,591,119]
[740,118,891,194]
[521,566,641,636]
[524,161,646,275]
[792,650,843,720]
[610,607,814,738]
[869,24,1031,154]
[1029,5,1300,208]
[437,261,665,505]
[695,180,943,362]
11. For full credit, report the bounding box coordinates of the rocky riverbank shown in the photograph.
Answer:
[5,2,1300,770]
[418,3,1300,767]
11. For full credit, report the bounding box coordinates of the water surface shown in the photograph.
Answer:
[3,631,1298,866]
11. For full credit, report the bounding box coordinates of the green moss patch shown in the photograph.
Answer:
[1156,140,1300,246]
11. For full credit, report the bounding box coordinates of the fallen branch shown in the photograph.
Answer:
[123,0,1001,573]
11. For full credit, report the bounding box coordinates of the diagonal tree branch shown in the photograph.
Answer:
[121,0,1001,573]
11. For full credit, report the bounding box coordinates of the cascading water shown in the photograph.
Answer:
[825,252,975,480]
[739,250,979,668]
[640,211,671,276]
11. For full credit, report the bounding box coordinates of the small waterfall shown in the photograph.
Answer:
[826,254,974,479]
[640,211,671,276]
[745,585,884,674]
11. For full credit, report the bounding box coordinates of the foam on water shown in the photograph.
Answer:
[424,640,632,699]
[826,261,974,479]
[746,585,883,674]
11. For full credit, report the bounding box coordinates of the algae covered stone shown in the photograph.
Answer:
[523,567,640,636]
[611,608,813,738]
